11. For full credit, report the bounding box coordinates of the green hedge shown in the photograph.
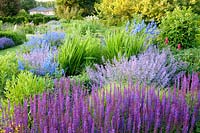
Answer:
[0,14,58,25]
[0,31,26,45]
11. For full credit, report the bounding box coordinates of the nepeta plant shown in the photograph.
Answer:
[0,37,15,49]
[43,31,65,47]
[1,75,199,132]
[25,31,65,48]
[18,44,63,77]
[87,46,186,87]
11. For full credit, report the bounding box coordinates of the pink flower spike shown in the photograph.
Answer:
[177,44,181,50]
[165,37,169,45]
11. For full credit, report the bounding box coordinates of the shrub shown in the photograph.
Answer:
[96,0,200,24]
[4,71,53,105]
[1,77,200,132]
[158,7,199,49]
[87,46,186,88]
[0,54,18,98]
[0,31,26,45]
[0,37,15,49]
[102,20,159,61]
[174,48,200,73]
[58,35,103,76]
[95,0,136,25]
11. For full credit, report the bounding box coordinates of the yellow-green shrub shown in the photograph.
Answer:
[4,71,53,105]
[96,0,200,24]
[95,0,136,25]
[0,54,18,98]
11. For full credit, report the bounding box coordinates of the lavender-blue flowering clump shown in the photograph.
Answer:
[87,46,186,87]
[126,19,159,41]
[0,37,15,49]
[18,44,63,77]
[1,75,199,132]
[42,31,65,47]
[25,31,65,48]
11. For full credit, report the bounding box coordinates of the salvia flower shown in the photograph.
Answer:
[1,76,199,132]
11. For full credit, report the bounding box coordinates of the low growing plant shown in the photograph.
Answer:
[0,37,15,50]
[87,46,186,88]
[174,48,200,73]
[0,54,18,98]
[4,71,53,105]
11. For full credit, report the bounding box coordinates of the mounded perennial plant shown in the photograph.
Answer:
[87,45,186,87]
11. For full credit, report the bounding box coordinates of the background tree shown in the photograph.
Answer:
[20,0,37,11]
[55,0,98,19]
[0,0,20,16]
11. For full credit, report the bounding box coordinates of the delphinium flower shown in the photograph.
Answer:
[87,45,186,87]
[127,19,159,43]
[1,75,199,132]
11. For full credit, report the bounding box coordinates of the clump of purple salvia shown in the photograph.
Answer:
[87,45,186,88]
[1,74,199,132]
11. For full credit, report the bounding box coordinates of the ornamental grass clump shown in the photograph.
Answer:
[102,19,159,61]
[1,75,200,132]
[87,45,186,87]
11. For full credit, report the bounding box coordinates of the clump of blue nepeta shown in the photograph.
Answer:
[0,37,15,49]
[87,46,186,88]
[43,31,65,46]
[18,44,63,77]
[25,31,65,48]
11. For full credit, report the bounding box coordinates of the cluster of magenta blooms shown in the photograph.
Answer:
[1,73,199,132]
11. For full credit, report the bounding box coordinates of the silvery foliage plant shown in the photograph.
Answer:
[87,45,186,87]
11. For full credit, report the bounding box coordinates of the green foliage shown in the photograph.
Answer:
[96,0,200,24]
[95,0,136,25]
[103,29,152,61]
[0,31,26,45]
[158,7,199,49]
[174,48,200,73]
[17,9,29,17]
[0,14,58,25]
[70,72,91,92]
[4,71,53,105]
[20,0,36,11]
[0,54,18,98]
[55,0,98,19]
[58,35,103,76]
[0,21,2,31]
[0,0,20,16]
